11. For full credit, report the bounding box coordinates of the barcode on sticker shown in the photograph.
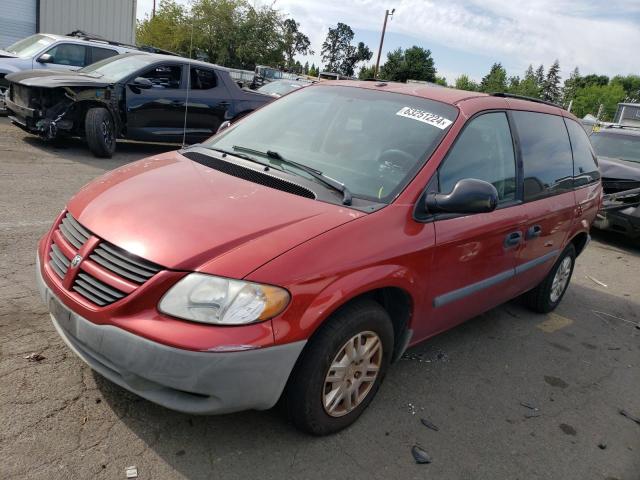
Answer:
[396,107,453,129]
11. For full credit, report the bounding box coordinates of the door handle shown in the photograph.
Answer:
[219,101,230,108]
[504,231,522,248]
[526,224,542,239]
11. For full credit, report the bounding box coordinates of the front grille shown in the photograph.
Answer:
[182,151,316,200]
[89,243,161,284]
[47,212,164,307]
[10,84,32,108]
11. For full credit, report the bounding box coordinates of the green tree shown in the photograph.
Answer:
[308,63,318,77]
[611,74,640,101]
[578,74,609,88]
[562,67,581,106]
[282,18,313,69]
[379,46,436,83]
[341,42,373,77]
[321,22,354,72]
[541,59,561,103]
[358,65,376,79]
[454,74,479,91]
[571,83,626,121]
[303,61,309,74]
[515,65,541,98]
[480,62,507,93]
[435,75,447,86]
[136,0,190,55]
[535,64,545,88]
[507,75,521,92]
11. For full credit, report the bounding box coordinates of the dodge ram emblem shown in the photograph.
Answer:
[70,254,82,268]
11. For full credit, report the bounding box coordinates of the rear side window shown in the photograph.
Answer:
[565,119,600,187]
[45,43,87,67]
[190,68,217,89]
[512,111,573,201]
[439,112,516,202]
[90,47,118,64]
[139,64,182,89]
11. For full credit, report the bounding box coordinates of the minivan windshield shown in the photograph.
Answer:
[204,85,457,203]
[5,34,55,57]
[590,132,640,163]
[78,54,158,81]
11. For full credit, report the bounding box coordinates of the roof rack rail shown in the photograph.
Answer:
[66,30,178,56]
[490,92,562,109]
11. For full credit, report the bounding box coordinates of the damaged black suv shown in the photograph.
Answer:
[5,53,272,157]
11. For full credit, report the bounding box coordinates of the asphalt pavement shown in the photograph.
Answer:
[1,118,638,480]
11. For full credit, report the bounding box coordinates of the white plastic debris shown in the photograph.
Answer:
[125,466,138,478]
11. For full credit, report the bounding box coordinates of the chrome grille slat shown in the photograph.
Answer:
[98,243,160,273]
[48,258,66,279]
[77,273,125,299]
[50,244,70,267]
[64,213,91,240]
[72,284,107,306]
[89,254,148,283]
[92,247,157,278]
[58,222,83,249]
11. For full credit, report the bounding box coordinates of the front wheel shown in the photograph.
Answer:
[524,244,576,313]
[285,299,394,435]
[85,107,116,158]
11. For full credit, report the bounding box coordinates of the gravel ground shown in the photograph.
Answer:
[1,118,639,480]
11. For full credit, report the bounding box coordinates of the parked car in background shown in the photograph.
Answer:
[5,53,273,157]
[36,83,600,434]
[0,31,145,113]
[256,79,312,98]
[590,124,640,239]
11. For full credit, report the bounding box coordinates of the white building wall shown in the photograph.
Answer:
[0,0,37,48]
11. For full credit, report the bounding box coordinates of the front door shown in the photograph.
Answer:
[125,63,187,142]
[417,111,526,339]
[35,42,87,71]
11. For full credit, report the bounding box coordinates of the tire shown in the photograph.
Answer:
[523,244,576,313]
[285,299,394,435]
[85,107,116,158]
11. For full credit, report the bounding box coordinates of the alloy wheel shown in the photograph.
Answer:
[550,256,572,303]
[322,331,382,417]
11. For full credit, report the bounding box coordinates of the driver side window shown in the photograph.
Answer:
[138,64,183,89]
[439,112,516,202]
[44,43,87,67]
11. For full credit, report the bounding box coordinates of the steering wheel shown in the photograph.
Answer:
[377,149,415,174]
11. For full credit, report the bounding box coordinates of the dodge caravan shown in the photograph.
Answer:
[37,82,602,435]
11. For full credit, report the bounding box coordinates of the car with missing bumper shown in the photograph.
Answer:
[6,53,272,157]
[37,83,600,434]
[589,124,640,239]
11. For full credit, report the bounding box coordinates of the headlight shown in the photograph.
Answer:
[158,273,290,325]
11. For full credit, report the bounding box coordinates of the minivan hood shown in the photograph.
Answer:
[6,69,112,88]
[0,49,18,58]
[67,150,364,277]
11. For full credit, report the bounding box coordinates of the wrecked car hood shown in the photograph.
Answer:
[0,49,18,58]
[67,150,364,277]
[5,69,112,88]
[598,156,640,181]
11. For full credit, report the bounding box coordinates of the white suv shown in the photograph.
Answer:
[0,32,142,112]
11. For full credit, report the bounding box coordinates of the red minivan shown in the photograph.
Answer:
[37,82,602,434]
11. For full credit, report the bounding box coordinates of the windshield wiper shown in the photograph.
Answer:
[232,145,352,205]
[208,147,279,171]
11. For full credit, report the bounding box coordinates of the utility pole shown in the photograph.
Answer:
[373,8,395,79]
[152,0,156,18]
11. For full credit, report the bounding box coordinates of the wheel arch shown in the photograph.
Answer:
[569,231,589,257]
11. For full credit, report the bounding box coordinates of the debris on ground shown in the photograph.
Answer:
[619,409,640,425]
[525,411,542,418]
[598,442,607,450]
[592,310,640,328]
[586,275,608,287]
[420,418,439,431]
[520,401,539,410]
[407,403,417,415]
[24,352,45,362]
[411,445,432,464]
[401,350,449,363]
[125,466,138,478]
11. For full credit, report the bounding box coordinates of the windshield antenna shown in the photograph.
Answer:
[181,19,195,148]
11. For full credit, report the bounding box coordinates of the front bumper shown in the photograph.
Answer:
[37,258,305,414]
[594,205,640,239]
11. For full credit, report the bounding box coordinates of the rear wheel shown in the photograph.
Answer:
[523,244,576,313]
[285,299,393,435]
[85,107,116,158]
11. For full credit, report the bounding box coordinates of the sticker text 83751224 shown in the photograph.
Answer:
[396,107,453,130]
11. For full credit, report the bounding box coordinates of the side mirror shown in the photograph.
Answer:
[216,120,231,134]
[425,178,498,214]
[38,53,53,64]
[129,77,153,89]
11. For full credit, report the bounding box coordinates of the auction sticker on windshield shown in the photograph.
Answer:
[396,107,453,129]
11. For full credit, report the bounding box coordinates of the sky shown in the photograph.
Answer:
[136,0,640,82]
